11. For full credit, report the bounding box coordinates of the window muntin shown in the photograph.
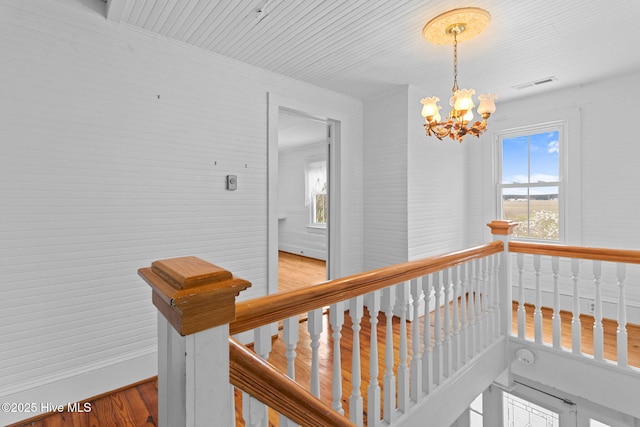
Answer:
[498,126,563,241]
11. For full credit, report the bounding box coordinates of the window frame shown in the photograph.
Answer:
[496,121,566,243]
[305,159,327,229]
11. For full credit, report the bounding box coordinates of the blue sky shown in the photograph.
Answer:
[502,131,559,184]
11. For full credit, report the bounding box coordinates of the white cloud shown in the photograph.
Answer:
[548,140,559,153]
[507,173,559,183]
[530,173,559,183]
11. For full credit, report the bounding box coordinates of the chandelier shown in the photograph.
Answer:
[420,8,497,142]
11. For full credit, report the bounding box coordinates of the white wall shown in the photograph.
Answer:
[408,84,469,259]
[363,87,409,269]
[466,70,640,321]
[278,142,327,260]
[363,85,470,270]
[0,1,362,422]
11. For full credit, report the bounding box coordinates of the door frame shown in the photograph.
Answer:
[267,93,341,294]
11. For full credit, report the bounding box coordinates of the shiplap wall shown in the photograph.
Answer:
[363,85,469,269]
[467,70,640,321]
[0,1,362,422]
[363,88,409,269]
[407,84,469,260]
[278,142,327,260]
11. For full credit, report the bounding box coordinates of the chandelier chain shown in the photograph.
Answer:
[452,31,459,93]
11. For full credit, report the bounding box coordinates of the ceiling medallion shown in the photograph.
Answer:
[420,7,497,142]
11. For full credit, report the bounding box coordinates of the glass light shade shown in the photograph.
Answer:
[420,97,441,118]
[433,112,441,122]
[462,110,474,123]
[453,89,475,111]
[477,93,497,114]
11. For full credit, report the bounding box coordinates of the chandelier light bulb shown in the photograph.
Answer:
[420,97,441,120]
[477,93,497,115]
[453,89,475,112]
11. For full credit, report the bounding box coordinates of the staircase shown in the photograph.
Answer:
[139,220,640,426]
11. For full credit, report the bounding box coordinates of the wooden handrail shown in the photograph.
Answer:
[229,337,356,427]
[230,241,503,335]
[509,241,640,264]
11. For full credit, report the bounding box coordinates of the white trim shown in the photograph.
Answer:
[490,108,581,245]
[268,93,343,289]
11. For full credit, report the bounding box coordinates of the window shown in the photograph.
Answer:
[497,123,564,241]
[305,160,327,227]
[504,392,560,427]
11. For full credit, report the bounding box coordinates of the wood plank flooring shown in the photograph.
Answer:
[277,251,327,292]
[12,253,640,426]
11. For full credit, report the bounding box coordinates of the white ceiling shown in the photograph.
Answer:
[278,110,327,151]
[102,0,640,105]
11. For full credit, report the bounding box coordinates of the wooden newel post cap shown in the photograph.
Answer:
[138,256,251,336]
[487,220,518,235]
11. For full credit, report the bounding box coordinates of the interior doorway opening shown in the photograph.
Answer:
[271,105,336,293]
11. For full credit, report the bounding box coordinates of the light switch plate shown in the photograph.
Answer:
[226,175,237,190]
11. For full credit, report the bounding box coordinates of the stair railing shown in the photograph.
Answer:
[139,220,516,427]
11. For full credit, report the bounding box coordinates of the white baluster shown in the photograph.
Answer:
[350,296,364,426]
[485,256,495,342]
[382,286,396,423]
[396,281,410,413]
[280,316,300,427]
[255,324,272,359]
[367,291,381,427]
[432,272,442,386]
[308,308,323,397]
[551,256,562,349]
[571,259,582,354]
[410,278,423,402]
[329,302,345,415]
[283,316,299,379]
[242,392,267,427]
[451,267,460,371]
[442,269,452,378]
[421,275,433,394]
[459,264,469,364]
[592,261,604,361]
[616,263,628,367]
[479,257,489,349]
[492,253,502,339]
[534,255,543,344]
[247,325,271,427]
[473,259,484,354]
[517,253,526,339]
[468,260,478,356]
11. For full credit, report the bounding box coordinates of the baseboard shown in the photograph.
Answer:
[0,349,157,425]
[278,244,326,261]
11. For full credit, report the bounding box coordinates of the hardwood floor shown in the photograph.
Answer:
[12,254,640,426]
[9,378,159,427]
[277,251,327,292]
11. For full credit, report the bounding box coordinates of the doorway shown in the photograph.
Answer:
[277,108,330,292]
[267,94,340,295]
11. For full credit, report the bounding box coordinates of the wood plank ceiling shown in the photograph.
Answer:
[105,0,640,102]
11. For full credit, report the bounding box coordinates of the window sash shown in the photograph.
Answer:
[496,123,565,242]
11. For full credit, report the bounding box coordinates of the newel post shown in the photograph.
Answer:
[138,256,251,427]
[487,220,516,337]
[486,220,517,397]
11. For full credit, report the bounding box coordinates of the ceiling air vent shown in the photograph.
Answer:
[512,76,557,90]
